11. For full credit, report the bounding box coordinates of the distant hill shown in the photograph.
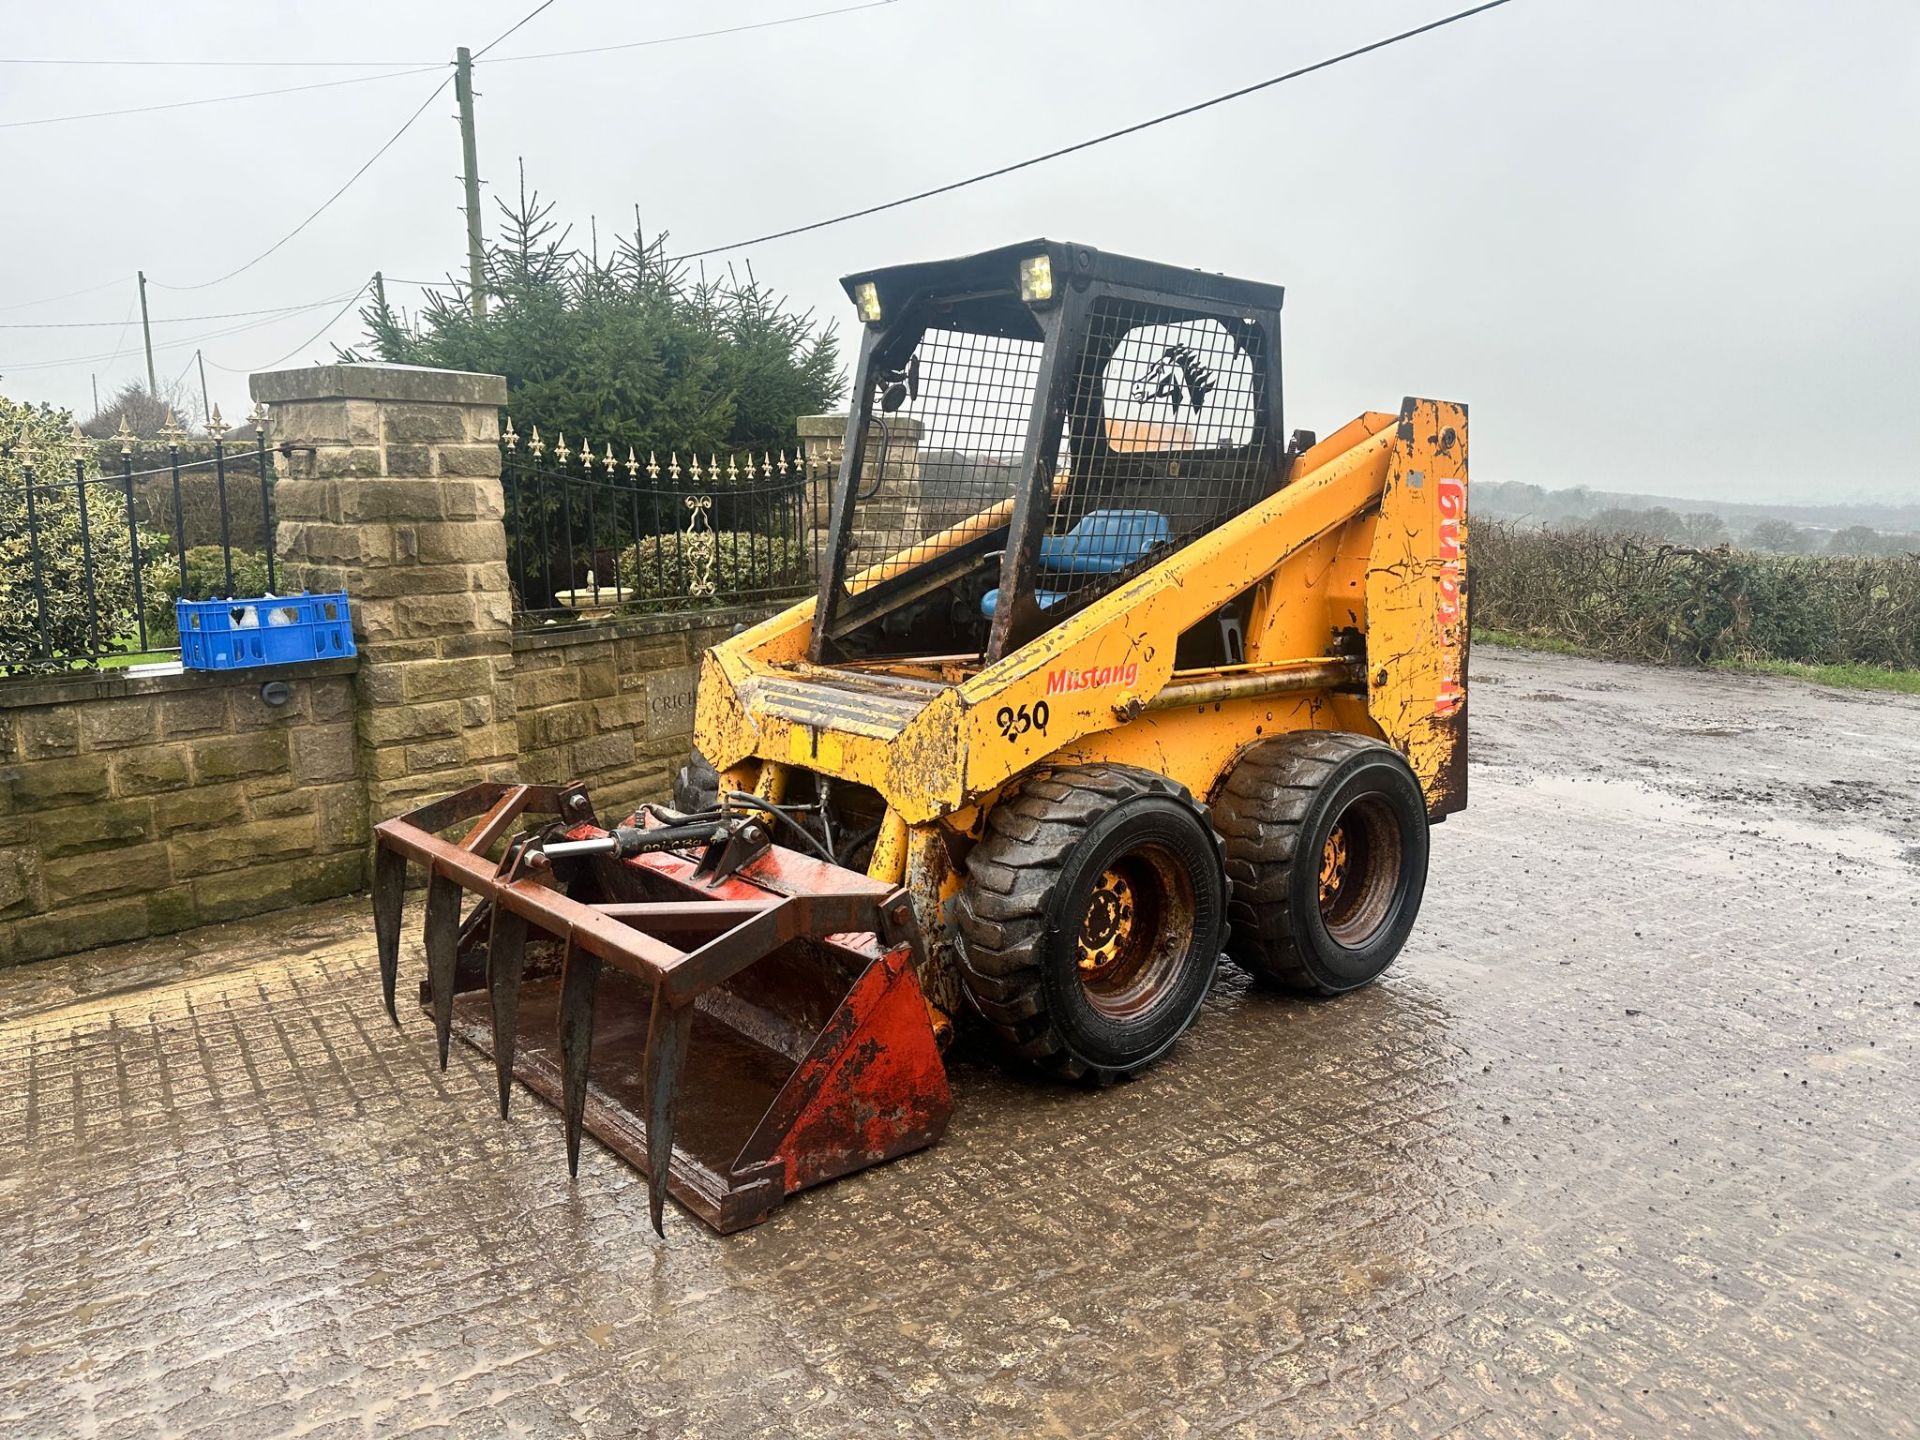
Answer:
[1476,480,1920,534]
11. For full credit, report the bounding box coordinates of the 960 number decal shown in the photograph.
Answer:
[995,700,1050,742]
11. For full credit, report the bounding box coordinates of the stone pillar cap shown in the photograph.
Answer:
[797,413,921,441]
[251,363,507,406]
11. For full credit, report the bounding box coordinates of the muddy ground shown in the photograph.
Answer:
[0,646,1915,1438]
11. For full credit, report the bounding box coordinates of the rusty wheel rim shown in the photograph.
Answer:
[1317,793,1402,947]
[1074,845,1195,1021]
[1318,825,1350,907]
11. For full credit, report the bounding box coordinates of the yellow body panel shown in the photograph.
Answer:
[695,398,1468,833]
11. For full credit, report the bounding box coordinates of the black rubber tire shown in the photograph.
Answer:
[954,763,1227,1082]
[1214,731,1429,995]
[672,750,720,813]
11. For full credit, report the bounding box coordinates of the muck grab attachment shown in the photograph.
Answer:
[372,782,951,1233]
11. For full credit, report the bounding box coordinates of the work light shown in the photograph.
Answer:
[853,282,883,324]
[1019,254,1054,304]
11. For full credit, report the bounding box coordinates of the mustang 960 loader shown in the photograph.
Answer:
[373,240,1469,1233]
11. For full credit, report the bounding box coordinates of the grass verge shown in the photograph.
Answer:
[1711,658,1920,696]
[1471,627,1590,657]
[1474,628,1920,695]
[96,649,177,670]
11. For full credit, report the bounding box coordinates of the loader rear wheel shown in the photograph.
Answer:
[955,764,1226,1082]
[1215,732,1429,995]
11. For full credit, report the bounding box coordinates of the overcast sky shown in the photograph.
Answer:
[3,0,1916,504]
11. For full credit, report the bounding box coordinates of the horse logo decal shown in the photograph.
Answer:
[1130,343,1214,413]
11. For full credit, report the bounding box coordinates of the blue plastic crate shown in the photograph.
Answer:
[177,592,357,670]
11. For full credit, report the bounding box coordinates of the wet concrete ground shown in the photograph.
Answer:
[1,647,1916,1439]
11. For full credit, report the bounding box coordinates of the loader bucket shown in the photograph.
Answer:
[371,783,952,1234]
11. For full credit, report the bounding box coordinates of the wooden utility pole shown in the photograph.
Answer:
[137,270,157,396]
[196,350,212,431]
[454,47,487,318]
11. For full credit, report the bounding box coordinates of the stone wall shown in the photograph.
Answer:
[0,660,365,965]
[511,605,776,823]
[1,362,781,969]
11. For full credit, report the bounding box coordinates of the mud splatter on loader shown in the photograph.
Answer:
[374,241,1469,1231]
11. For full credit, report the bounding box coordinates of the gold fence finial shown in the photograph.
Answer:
[528,425,545,458]
[646,449,659,482]
[626,445,639,479]
[114,415,135,456]
[603,441,617,474]
[15,424,34,468]
[206,404,228,442]
[248,401,269,435]
[553,432,571,466]
[503,415,519,451]
[158,409,186,447]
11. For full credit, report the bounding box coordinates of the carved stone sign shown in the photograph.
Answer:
[643,664,699,742]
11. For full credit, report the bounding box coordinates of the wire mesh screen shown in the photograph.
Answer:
[845,324,1044,575]
[1043,299,1271,604]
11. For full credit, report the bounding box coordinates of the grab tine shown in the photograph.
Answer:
[557,942,601,1178]
[372,845,407,1023]
[486,906,529,1119]
[644,994,694,1237]
[423,870,462,1069]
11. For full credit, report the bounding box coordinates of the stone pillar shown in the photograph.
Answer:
[251,363,518,820]
[797,413,923,573]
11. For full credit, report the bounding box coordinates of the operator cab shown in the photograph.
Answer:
[809,240,1287,668]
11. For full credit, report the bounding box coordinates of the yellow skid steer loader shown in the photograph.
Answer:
[374,240,1469,1232]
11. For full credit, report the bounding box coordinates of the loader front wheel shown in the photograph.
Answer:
[955,764,1226,1082]
[672,750,721,813]
[1215,732,1429,995]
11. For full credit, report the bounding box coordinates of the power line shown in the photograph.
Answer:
[0,298,379,329]
[152,0,556,294]
[153,75,455,292]
[0,64,447,131]
[0,56,436,69]
[0,275,132,315]
[672,0,1523,261]
[97,298,140,375]
[484,0,900,64]
[0,1,895,85]
[205,282,373,373]
[165,347,201,396]
[474,0,561,60]
[1,293,363,372]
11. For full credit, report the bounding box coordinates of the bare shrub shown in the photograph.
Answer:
[1474,520,1920,669]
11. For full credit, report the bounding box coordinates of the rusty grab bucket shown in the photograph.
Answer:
[371,783,952,1234]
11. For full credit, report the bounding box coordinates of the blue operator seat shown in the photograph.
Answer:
[981,510,1170,618]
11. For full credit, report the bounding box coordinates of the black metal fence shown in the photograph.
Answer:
[502,421,815,622]
[1,412,277,675]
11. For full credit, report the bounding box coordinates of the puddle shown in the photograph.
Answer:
[1517,773,1913,867]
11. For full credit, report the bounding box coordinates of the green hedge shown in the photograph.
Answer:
[144,546,274,643]
[615,531,807,607]
[1473,521,1920,669]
